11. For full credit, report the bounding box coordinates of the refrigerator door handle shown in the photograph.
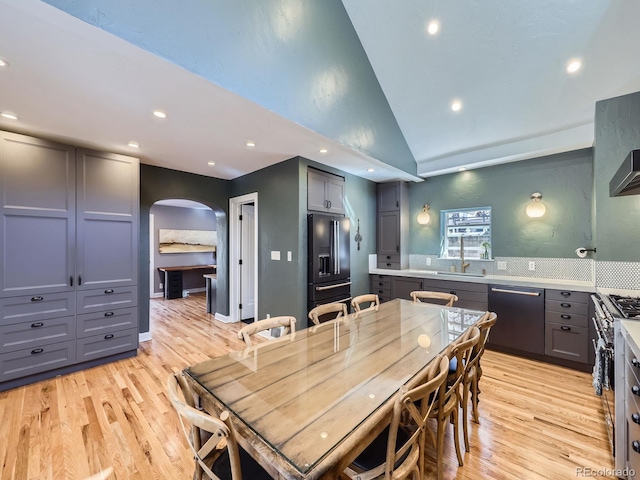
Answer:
[335,220,341,274]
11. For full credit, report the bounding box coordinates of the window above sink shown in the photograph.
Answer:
[440,207,492,260]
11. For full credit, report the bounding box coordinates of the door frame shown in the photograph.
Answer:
[229,192,258,323]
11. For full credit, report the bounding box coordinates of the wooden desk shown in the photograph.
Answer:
[184,299,486,479]
[158,265,216,299]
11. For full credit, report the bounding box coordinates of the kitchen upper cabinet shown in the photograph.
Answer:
[307,168,345,215]
[376,181,408,269]
[0,132,76,297]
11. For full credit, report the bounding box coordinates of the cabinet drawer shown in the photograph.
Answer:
[0,316,75,353]
[456,300,489,312]
[0,340,76,383]
[379,254,400,263]
[544,321,588,363]
[377,260,400,270]
[370,274,391,285]
[421,286,488,305]
[423,278,489,294]
[627,353,640,395]
[371,286,391,299]
[544,310,588,328]
[77,286,138,313]
[626,412,640,474]
[0,292,75,325]
[545,299,588,316]
[545,289,590,304]
[77,307,137,339]
[76,327,138,363]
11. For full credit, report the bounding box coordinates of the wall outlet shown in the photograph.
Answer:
[426,257,432,266]
[266,313,270,319]
[528,261,536,271]
[271,250,280,261]
[497,261,507,270]
[159,282,163,289]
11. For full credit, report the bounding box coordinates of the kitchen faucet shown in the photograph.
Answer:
[460,236,470,273]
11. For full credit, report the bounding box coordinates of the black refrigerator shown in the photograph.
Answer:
[307,214,351,324]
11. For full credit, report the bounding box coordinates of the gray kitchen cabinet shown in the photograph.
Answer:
[0,130,139,391]
[544,289,590,364]
[391,277,423,301]
[0,132,76,297]
[421,277,488,311]
[376,182,408,269]
[369,274,391,303]
[307,168,345,215]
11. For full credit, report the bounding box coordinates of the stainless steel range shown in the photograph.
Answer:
[592,293,640,457]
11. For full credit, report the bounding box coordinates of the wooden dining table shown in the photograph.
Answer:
[184,299,487,479]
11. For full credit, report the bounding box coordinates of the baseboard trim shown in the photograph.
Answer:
[139,332,152,342]
[184,287,206,296]
[215,312,239,323]
[151,292,164,299]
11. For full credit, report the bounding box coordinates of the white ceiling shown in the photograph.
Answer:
[342,0,640,176]
[2,1,640,182]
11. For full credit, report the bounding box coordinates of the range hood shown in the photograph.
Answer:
[610,150,640,197]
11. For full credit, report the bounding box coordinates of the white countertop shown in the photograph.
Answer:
[369,268,596,292]
[622,320,640,352]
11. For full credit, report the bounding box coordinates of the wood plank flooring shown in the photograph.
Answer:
[0,294,615,479]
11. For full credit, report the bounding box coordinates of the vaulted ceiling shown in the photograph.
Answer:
[1,0,639,182]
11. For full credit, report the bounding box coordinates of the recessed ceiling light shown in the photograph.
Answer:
[451,100,462,112]
[458,167,467,172]
[153,110,167,119]
[427,20,440,36]
[0,58,8,67]
[246,141,256,147]
[207,161,216,166]
[319,148,328,153]
[367,168,375,173]
[127,142,140,148]
[566,59,582,74]
[0,112,18,120]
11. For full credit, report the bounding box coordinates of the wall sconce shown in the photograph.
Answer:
[525,192,546,218]
[417,204,431,225]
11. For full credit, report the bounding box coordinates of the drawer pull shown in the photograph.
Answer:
[104,312,114,317]
[633,386,640,396]
[633,441,640,454]
[378,283,384,286]
[104,334,114,339]
[78,275,82,285]
[378,290,383,294]
[104,289,114,294]
[31,322,44,328]
[633,413,640,425]
[560,326,571,331]
[31,296,44,302]
[560,291,571,297]
[70,276,74,287]
[386,256,391,259]
[386,263,391,267]
[633,358,640,368]
[561,314,571,319]
[31,348,44,354]
[450,291,457,295]
[560,303,571,308]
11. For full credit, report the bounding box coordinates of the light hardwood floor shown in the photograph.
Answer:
[0,294,615,479]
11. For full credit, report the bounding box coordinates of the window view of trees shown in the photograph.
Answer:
[440,207,492,259]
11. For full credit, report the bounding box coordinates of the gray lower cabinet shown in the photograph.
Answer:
[76,327,138,363]
[0,130,139,391]
[421,278,488,311]
[369,274,391,303]
[544,289,590,364]
[391,277,423,301]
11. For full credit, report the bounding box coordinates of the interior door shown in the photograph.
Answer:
[240,204,255,320]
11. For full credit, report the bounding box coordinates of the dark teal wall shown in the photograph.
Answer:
[408,149,594,258]
[140,164,231,332]
[44,0,416,176]
[594,91,640,262]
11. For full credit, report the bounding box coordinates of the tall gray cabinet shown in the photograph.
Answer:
[376,181,409,269]
[0,131,139,391]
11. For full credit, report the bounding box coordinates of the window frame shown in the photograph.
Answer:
[439,206,492,260]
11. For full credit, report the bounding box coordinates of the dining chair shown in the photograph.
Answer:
[237,315,296,347]
[460,312,498,451]
[342,355,449,480]
[428,327,480,479]
[308,302,348,326]
[167,372,272,480]
[351,294,380,313]
[410,291,458,307]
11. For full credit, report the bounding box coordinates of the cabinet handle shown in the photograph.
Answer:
[104,311,114,317]
[634,358,640,368]
[31,348,44,355]
[633,386,640,396]
[31,296,44,302]
[634,441,640,454]
[396,200,399,207]
[450,291,457,295]
[104,334,114,339]
[378,290,384,294]
[560,291,571,297]
[561,314,571,319]
[560,326,571,331]
[31,322,44,328]
[70,276,74,287]
[78,276,82,285]
[386,263,391,267]
[633,413,640,425]
[104,289,114,294]
[328,200,331,209]
[386,256,392,259]
[396,245,399,252]
[378,282,384,286]
[560,303,571,308]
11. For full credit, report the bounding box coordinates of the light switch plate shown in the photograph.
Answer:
[287,251,292,262]
[497,261,507,270]
[426,257,432,266]
[528,261,536,270]
[271,251,280,261]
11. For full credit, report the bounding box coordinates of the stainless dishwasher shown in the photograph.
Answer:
[487,285,545,355]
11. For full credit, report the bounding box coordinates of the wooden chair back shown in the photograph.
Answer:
[308,302,348,326]
[469,311,497,367]
[237,316,296,347]
[447,326,481,390]
[410,291,458,307]
[351,294,380,313]
[167,372,242,480]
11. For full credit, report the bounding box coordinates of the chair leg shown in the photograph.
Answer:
[472,374,480,424]
[436,415,446,480]
[462,380,471,452]
[452,407,464,467]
